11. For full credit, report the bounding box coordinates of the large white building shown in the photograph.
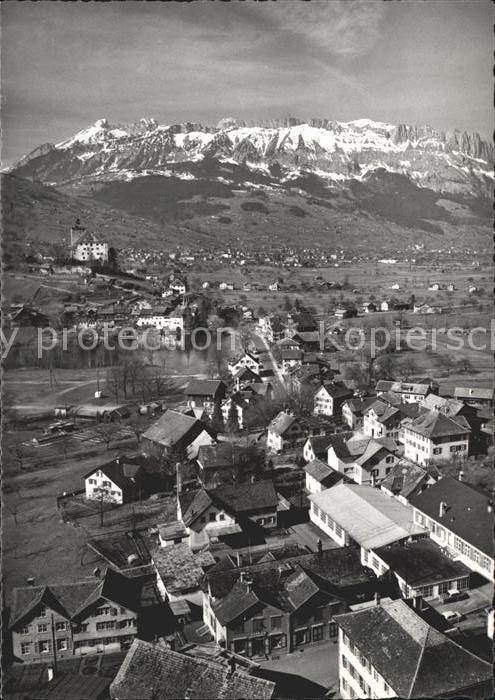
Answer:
[403,411,470,467]
[336,598,493,699]
[411,476,494,580]
[71,222,108,263]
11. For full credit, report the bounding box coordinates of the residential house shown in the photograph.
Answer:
[302,434,337,463]
[276,336,301,351]
[221,393,249,431]
[363,398,422,442]
[327,434,399,486]
[185,379,226,417]
[267,411,327,452]
[178,480,279,550]
[336,598,492,699]
[9,305,49,328]
[228,352,260,376]
[292,331,322,352]
[342,397,376,430]
[309,483,426,549]
[10,569,142,662]
[361,302,377,313]
[72,227,109,264]
[268,281,280,291]
[84,459,142,505]
[403,411,470,466]
[232,366,262,391]
[109,639,276,700]
[375,380,434,405]
[411,476,494,580]
[257,314,285,343]
[203,547,377,658]
[142,410,216,459]
[453,386,494,407]
[157,521,189,548]
[151,544,215,608]
[335,307,358,320]
[196,443,247,487]
[365,539,471,600]
[219,281,234,291]
[279,349,303,373]
[304,459,346,494]
[380,458,439,505]
[313,382,353,418]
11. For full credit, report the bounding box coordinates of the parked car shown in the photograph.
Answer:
[441,589,469,604]
[442,610,464,623]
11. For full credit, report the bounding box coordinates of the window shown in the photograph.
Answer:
[219,513,225,521]
[56,638,68,651]
[385,456,394,464]
[21,626,30,635]
[433,448,442,455]
[481,556,491,570]
[38,607,47,618]
[328,621,338,637]
[312,625,324,641]
[253,618,265,633]
[271,616,283,630]
[39,640,50,653]
[21,642,31,655]
[38,624,48,633]
[55,621,68,631]
[335,525,343,538]
[209,512,217,522]
[88,478,96,484]
[372,557,379,570]
[102,480,111,487]
[96,621,115,631]
[384,681,390,692]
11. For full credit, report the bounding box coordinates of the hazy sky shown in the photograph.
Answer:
[1,0,492,165]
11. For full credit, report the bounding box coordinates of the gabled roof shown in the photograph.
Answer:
[11,569,142,628]
[83,459,139,492]
[185,379,225,397]
[151,544,215,595]
[343,396,376,417]
[304,434,335,456]
[376,380,431,396]
[422,394,465,416]
[233,366,261,383]
[380,458,436,500]
[268,411,296,436]
[110,639,276,700]
[411,477,493,557]
[310,484,426,549]
[407,411,471,439]
[317,382,353,399]
[335,599,492,698]
[181,481,278,527]
[212,579,261,625]
[197,443,243,470]
[142,409,212,448]
[454,386,493,401]
[304,458,345,488]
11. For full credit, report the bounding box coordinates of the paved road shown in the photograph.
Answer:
[259,640,340,695]
[252,331,287,397]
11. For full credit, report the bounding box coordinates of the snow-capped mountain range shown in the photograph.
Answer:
[11,117,493,198]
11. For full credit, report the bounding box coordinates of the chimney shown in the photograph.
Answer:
[47,666,54,682]
[176,462,182,495]
[237,552,243,567]
[317,539,323,560]
[439,501,448,518]
[374,592,381,606]
[488,502,493,514]
[412,594,423,611]
[458,471,464,482]
[27,577,36,587]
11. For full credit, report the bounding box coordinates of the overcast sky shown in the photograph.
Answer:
[1,0,492,165]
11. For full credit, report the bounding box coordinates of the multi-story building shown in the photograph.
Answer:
[336,598,492,699]
[203,547,377,659]
[403,411,470,466]
[142,409,216,459]
[71,222,108,263]
[327,434,399,486]
[313,382,353,418]
[10,569,142,662]
[342,397,376,430]
[185,379,226,418]
[267,411,327,453]
[362,399,421,442]
[411,476,494,580]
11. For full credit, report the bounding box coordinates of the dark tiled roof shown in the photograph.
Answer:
[343,396,376,417]
[83,459,139,493]
[211,480,278,515]
[305,434,334,456]
[375,539,471,587]
[207,546,373,600]
[411,477,493,557]
[304,458,344,488]
[407,411,471,439]
[197,443,243,470]
[268,411,296,436]
[72,568,142,620]
[380,459,433,500]
[151,544,215,594]
[335,599,492,698]
[186,379,225,397]
[320,382,353,399]
[142,410,211,447]
[212,579,261,625]
[110,640,275,699]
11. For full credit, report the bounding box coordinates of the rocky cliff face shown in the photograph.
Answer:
[10,117,493,199]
